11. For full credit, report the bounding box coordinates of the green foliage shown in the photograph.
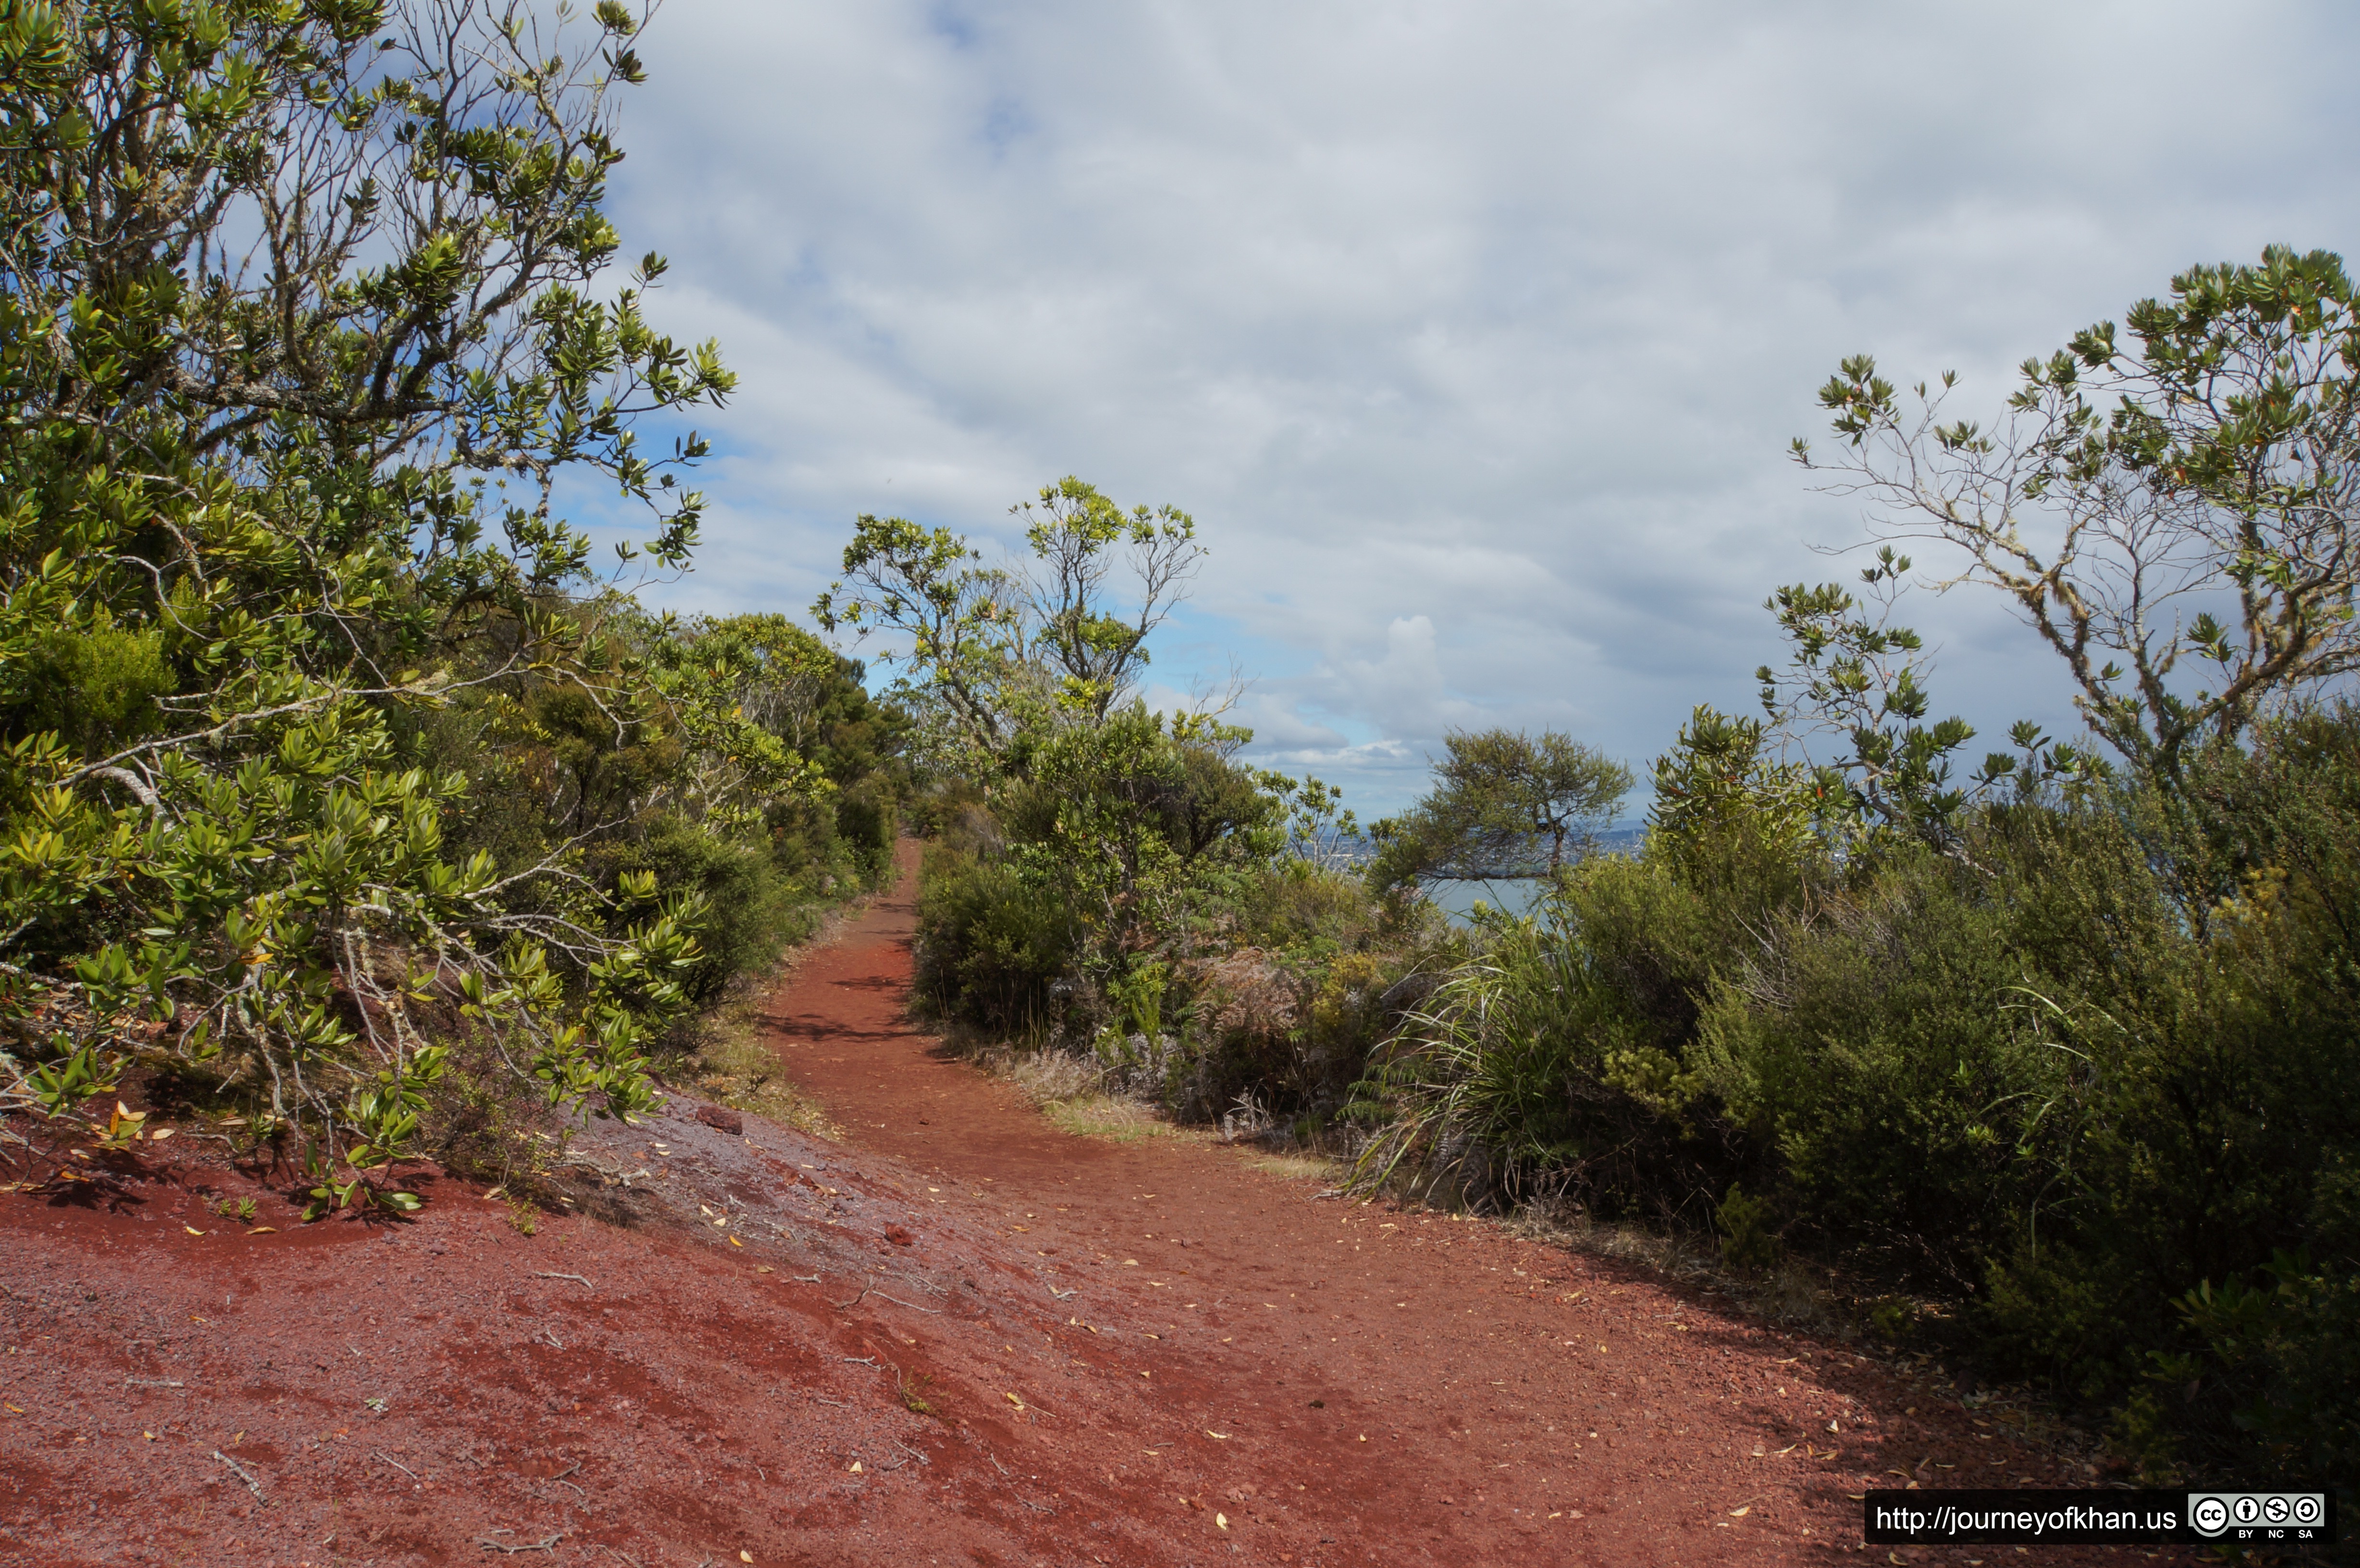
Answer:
[1798,245,2360,786]
[1717,1183,1781,1273]
[1359,699,2360,1484]
[0,1,888,1197]
[997,701,1283,962]
[1756,548,2108,845]
[2124,1249,2360,1483]
[1647,705,1824,870]
[1369,727,1629,891]
[914,843,1078,1035]
[815,476,1205,766]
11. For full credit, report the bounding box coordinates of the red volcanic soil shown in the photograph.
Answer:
[2,846,2158,1567]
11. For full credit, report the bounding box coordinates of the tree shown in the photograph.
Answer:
[1014,477,1206,724]
[1796,246,2360,785]
[0,0,746,1199]
[1755,547,2106,845]
[1371,728,1631,893]
[812,477,1206,762]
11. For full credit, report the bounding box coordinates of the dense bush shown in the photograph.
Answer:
[0,1,902,1204]
[1354,705,2360,1486]
[914,843,1081,1035]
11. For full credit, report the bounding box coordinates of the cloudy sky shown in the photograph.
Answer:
[605,0,2360,814]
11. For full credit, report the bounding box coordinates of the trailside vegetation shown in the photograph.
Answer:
[877,251,2360,1494]
[1352,248,2360,1492]
[0,0,897,1209]
[819,478,1451,1133]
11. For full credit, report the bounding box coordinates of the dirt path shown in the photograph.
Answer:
[751,845,2112,1566]
[0,846,2138,1567]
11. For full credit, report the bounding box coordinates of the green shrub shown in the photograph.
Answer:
[1353,706,2360,1485]
[914,844,1080,1034]
[604,816,808,1005]
[835,784,898,881]
[1717,1182,1782,1272]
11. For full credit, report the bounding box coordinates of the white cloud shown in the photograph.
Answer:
[607,0,2360,811]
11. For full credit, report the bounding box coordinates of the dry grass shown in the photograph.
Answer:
[1245,1151,1341,1181]
[1041,1094,1174,1144]
[949,1041,1214,1147]
[1003,1049,1102,1106]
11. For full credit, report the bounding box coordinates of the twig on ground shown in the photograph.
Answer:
[813,1395,848,1408]
[874,1292,941,1315]
[531,1272,592,1289]
[475,1529,565,1554]
[371,1452,420,1482]
[790,1274,822,1283]
[563,1156,651,1188]
[124,1377,184,1388]
[212,1449,265,1502]
[892,1437,931,1466]
[1018,1498,1057,1514]
[832,1281,873,1311]
[1045,1282,1076,1301]
[988,1453,1009,1476]
[841,1356,879,1367]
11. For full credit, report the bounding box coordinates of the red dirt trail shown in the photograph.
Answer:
[1,845,2148,1566]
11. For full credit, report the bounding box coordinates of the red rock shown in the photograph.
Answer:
[884,1224,915,1246]
[693,1104,744,1135]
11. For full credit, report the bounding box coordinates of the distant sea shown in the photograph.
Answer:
[1342,826,1647,926]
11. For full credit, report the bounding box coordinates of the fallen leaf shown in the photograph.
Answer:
[245,1226,277,1236]
[1730,1506,1751,1517]
[1003,1393,1025,1412]
[1205,1431,1229,1440]
[740,1555,754,1565]
[756,1265,774,1274]
[148,1127,174,1142]
[729,1236,743,1247]
[1215,1513,1228,1531]
[3,1404,22,1414]
[183,1225,205,1236]
[848,1461,862,1473]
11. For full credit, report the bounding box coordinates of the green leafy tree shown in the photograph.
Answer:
[1797,245,2360,785]
[1646,705,1820,862]
[1371,728,1631,893]
[1756,547,2106,845]
[0,0,747,1191]
[813,476,1205,763]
